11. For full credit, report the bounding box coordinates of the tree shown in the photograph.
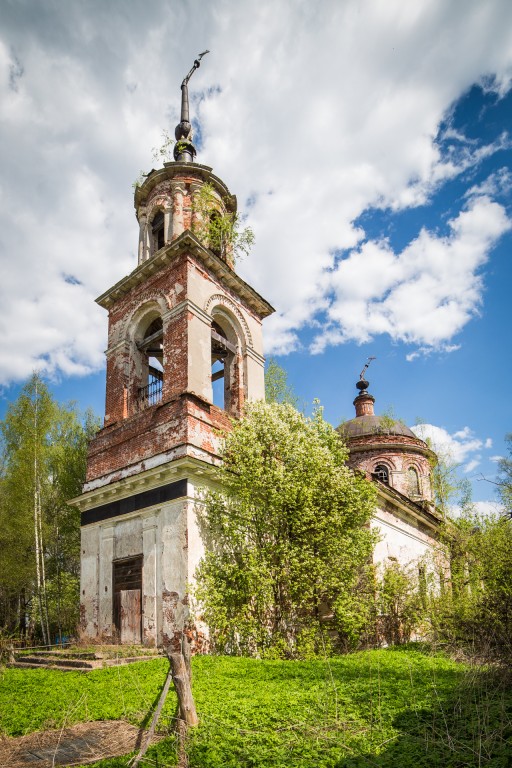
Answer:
[496,433,512,515]
[192,182,254,264]
[0,375,98,641]
[264,357,298,406]
[423,500,512,661]
[195,401,378,658]
[377,561,426,645]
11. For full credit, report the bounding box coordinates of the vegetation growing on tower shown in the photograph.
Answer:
[192,182,254,264]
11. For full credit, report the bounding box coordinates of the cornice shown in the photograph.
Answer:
[134,162,236,212]
[95,231,275,320]
[349,439,436,461]
[375,482,443,532]
[69,455,219,514]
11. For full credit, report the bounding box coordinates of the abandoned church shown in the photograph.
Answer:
[70,60,443,647]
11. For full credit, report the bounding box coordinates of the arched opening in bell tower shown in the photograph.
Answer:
[150,210,165,254]
[136,316,164,409]
[373,463,390,485]
[210,315,241,414]
[407,466,420,496]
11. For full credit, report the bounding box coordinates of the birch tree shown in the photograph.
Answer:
[0,375,97,641]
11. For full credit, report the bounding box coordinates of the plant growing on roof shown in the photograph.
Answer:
[132,130,175,189]
[192,182,254,264]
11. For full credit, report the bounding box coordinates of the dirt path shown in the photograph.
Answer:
[0,720,164,767]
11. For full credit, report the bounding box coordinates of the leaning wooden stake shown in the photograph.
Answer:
[130,662,174,768]
[130,636,198,768]
[170,636,198,768]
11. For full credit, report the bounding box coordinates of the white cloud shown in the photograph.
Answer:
[464,459,481,474]
[465,167,512,200]
[450,499,505,518]
[0,1,511,381]
[310,195,510,354]
[412,423,493,469]
[473,500,505,517]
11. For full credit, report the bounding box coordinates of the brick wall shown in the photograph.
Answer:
[87,392,231,483]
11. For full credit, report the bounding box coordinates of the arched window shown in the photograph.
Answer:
[373,464,390,485]
[151,211,165,253]
[211,317,239,413]
[136,317,163,409]
[407,466,420,496]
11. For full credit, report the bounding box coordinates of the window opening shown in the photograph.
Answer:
[209,210,222,257]
[211,321,237,410]
[151,211,165,252]
[372,464,390,485]
[407,466,420,496]
[137,317,163,409]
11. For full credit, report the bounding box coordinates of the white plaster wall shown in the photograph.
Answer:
[372,505,435,572]
[142,512,160,646]
[98,525,115,636]
[186,481,207,590]
[114,517,143,560]
[245,350,265,402]
[187,310,213,400]
[160,499,189,646]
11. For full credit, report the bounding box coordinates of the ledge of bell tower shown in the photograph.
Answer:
[84,391,230,490]
[96,230,274,319]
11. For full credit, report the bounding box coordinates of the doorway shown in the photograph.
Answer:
[113,556,143,644]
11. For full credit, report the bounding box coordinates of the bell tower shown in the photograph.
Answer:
[72,57,274,648]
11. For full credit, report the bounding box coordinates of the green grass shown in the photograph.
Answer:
[0,658,176,735]
[1,646,511,767]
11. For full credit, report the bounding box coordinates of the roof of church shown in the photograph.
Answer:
[338,414,417,439]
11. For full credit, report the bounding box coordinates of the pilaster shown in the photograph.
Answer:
[142,513,159,646]
[98,524,115,637]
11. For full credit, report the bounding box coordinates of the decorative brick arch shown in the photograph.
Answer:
[147,197,171,221]
[146,180,173,208]
[112,295,169,346]
[204,293,253,347]
[127,299,167,343]
[372,456,398,473]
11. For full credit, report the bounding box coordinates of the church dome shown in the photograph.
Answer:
[337,367,435,504]
[339,414,417,440]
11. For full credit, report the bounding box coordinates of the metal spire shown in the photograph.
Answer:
[357,356,376,392]
[174,50,209,163]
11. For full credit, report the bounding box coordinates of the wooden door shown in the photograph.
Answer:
[119,589,142,644]
[113,556,143,644]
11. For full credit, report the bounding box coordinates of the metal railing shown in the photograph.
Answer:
[137,374,163,409]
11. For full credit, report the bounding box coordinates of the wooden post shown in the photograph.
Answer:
[168,650,199,727]
[130,663,174,768]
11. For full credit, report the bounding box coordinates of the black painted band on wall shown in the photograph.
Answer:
[80,478,188,526]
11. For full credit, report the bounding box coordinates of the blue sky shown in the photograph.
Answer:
[0,0,511,511]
